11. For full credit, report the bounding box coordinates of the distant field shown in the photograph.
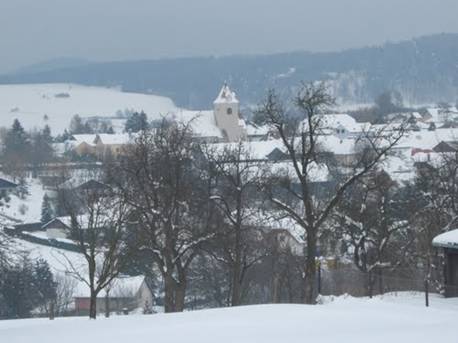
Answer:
[0,84,179,134]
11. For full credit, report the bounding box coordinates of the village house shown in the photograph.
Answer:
[0,177,18,200]
[70,133,134,158]
[319,113,370,139]
[74,276,154,316]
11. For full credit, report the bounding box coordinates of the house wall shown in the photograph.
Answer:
[95,142,125,158]
[135,280,154,310]
[74,142,96,156]
[74,297,137,316]
[445,249,458,297]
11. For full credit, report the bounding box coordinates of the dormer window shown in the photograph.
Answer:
[227,107,233,115]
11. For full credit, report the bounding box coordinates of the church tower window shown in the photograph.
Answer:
[227,107,233,115]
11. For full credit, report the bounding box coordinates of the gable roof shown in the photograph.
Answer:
[433,141,458,153]
[432,229,458,249]
[0,178,18,190]
[96,133,133,145]
[71,134,97,146]
[319,114,369,133]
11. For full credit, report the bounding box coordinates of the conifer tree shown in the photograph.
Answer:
[41,194,54,224]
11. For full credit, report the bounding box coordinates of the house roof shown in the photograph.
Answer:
[432,229,458,249]
[319,114,370,133]
[42,215,90,231]
[433,141,458,153]
[208,140,284,161]
[96,133,133,145]
[0,178,18,190]
[71,134,97,146]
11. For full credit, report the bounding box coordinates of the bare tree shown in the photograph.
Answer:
[410,153,458,290]
[204,141,267,306]
[58,171,130,319]
[53,273,78,316]
[113,120,213,312]
[255,83,405,303]
[335,171,412,295]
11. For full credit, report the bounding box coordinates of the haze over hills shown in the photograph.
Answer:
[1,33,457,109]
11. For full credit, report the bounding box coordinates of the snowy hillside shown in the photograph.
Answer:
[0,178,45,225]
[0,84,179,133]
[0,296,457,343]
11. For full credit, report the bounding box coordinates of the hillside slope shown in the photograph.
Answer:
[1,34,457,108]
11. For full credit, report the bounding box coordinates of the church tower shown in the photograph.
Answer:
[213,83,246,142]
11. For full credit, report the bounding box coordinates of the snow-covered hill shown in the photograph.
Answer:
[0,296,456,343]
[0,84,179,134]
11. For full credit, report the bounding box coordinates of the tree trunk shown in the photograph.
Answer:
[164,274,186,313]
[49,301,55,320]
[378,269,383,295]
[272,274,280,303]
[231,262,242,306]
[105,291,110,318]
[231,221,243,306]
[89,288,97,319]
[304,231,317,304]
[175,282,186,312]
[164,275,176,313]
[367,271,374,298]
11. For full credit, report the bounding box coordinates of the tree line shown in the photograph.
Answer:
[1,83,455,319]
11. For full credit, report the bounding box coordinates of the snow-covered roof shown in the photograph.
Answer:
[319,114,369,133]
[213,84,239,104]
[394,128,458,150]
[270,161,330,183]
[432,229,458,249]
[71,134,97,146]
[318,135,356,155]
[246,123,269,137]
[381,154,415,183]
[96,133,134,145]
[172,110,223,139]
[208,139,284,161]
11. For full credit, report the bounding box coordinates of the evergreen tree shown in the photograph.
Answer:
[33,259,57,311]
[3,119,30,155]
[124,111,148,132]
[0,256,36,318]
[40,194,54,224]
[69,114,92,134]
[2,119,31,172]
[31,126,55,168]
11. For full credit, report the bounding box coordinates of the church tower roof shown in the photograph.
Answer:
[214,83,239,104]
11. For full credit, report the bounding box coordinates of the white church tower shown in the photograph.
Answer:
[213,83,246,142]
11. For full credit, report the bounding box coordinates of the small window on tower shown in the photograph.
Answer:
[227,107,233,115]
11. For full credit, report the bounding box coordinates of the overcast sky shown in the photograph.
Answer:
[1,0,458,73]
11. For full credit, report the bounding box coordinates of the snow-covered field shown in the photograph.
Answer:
[0,178,46,224]
[0,295,456,343]
[0,84,179,133]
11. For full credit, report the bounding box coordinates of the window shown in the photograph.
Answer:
[227,107,233,115]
